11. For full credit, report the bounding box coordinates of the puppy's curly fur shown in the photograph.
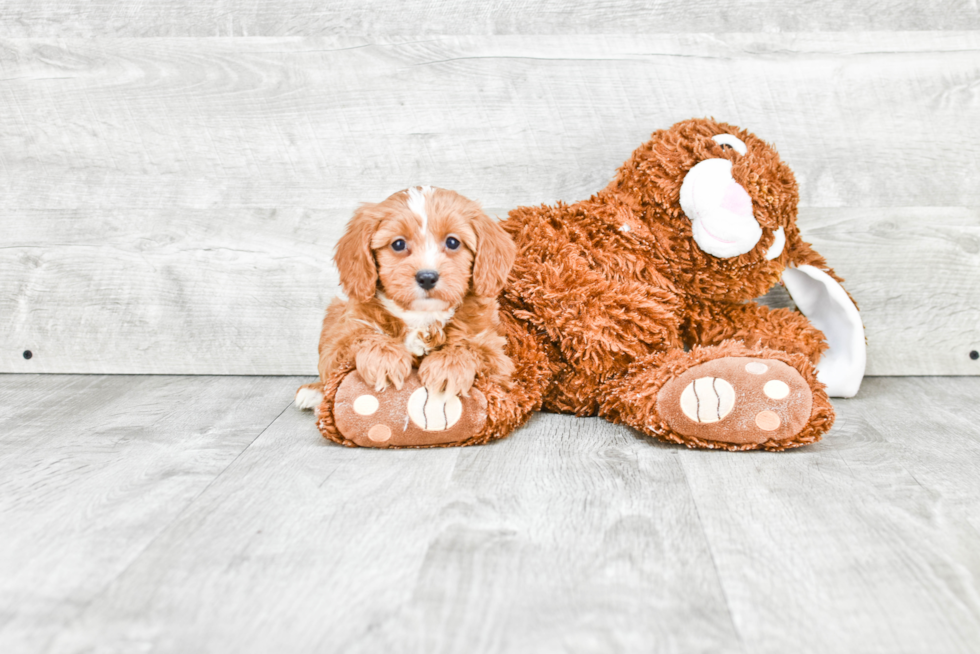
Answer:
[295,186,516,410]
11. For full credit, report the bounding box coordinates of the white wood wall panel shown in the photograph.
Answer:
[1,34,978,374]
[2,34,979,210]
[1,208,339,374]
[1,2,978,37]
[2,206,976,375]
[795,207,979,376]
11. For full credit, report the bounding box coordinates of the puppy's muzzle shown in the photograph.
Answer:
[415,270,439,291]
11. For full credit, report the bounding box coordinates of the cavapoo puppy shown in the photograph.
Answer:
[295,186,517,412]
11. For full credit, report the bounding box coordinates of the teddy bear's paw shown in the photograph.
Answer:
[657,356,813,446]
[331,369,487,448]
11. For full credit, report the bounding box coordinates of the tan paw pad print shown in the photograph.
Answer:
[407,387,463,431]
[332,370,488,448]
[658,357,813,445]
[679,377,735,423]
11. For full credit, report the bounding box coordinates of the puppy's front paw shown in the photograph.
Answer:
[355,342,413,392]
[419,348,479,397]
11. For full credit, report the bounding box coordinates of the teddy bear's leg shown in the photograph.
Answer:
[599,341,834,451]
[317,366,489,448]
[687,302,829,365]
[316,312,554,449]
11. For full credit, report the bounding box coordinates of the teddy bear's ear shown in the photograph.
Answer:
[785,231,844,285]
[782,235,866,398]
[470,211,517,298]
[334,203,381,303]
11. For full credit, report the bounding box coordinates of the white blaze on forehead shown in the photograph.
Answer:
[407,185,432,231]
[407,185,438,267]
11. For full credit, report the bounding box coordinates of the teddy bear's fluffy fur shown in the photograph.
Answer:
[316,118,852,451]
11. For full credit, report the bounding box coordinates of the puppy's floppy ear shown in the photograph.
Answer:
[471,211,517,297]
[334,203,380,302]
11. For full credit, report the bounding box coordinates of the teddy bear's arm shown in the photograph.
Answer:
[683,300,828,365]
[508,254,684,381]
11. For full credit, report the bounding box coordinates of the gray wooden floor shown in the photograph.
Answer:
[2,375,979,653]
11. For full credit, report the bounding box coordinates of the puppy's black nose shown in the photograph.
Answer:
[415,270,439,290]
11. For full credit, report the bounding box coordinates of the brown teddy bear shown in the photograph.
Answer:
[315,118,866,451]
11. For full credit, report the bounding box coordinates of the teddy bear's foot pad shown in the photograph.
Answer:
[333,370,487,448]
[657,357,813,445]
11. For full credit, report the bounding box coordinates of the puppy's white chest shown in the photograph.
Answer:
[404,328,432,357]
[379,296,454,357]
[401,310,453,356]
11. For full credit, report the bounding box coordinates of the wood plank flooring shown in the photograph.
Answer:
[1,374,978,653]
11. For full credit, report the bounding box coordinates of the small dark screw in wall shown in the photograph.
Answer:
[23,350,32,360]
[971,350,979,361]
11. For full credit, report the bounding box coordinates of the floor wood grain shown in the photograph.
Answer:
[0,374,303,654]
[1,375,978,653]
[678,381,980,653]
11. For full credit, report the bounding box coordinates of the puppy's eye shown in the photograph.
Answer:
[445,236,461,251]
[391,239,407,252]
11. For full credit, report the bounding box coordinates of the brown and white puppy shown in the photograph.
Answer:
[295,186,516,411]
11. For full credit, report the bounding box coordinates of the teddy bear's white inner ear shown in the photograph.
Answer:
[712,134,747,155]
[782,265,867,398]
[765,227,786,260]
[679,158,762,258]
